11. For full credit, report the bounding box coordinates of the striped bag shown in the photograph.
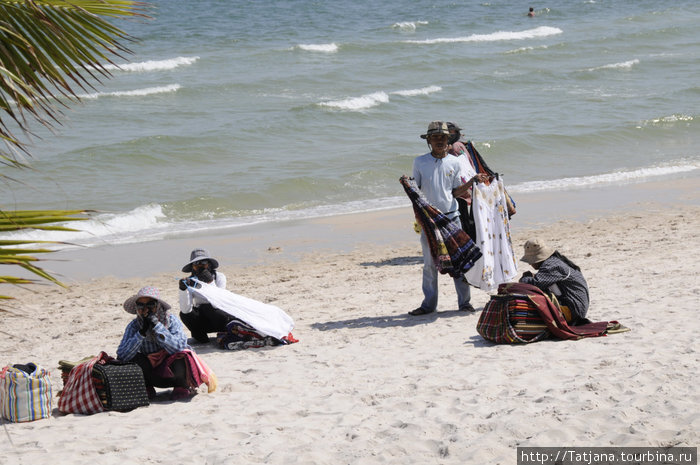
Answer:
[476,291,550,344]
[0,364,53,422]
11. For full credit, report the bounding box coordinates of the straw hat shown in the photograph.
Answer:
[420,121,450,139]
[123,286,171,314]
[520,238,554,265]
[181,248,220,273]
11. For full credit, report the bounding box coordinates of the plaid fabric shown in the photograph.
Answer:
[57,352,110,415]
[477,282,611,343]
[400,175,482,278]
[477,293,549,344]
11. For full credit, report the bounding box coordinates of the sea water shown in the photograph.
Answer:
[3,0,699,248]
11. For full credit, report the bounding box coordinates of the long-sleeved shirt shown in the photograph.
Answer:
[179,271,227,314]
[116,313,189,362]
[519,253,590,322]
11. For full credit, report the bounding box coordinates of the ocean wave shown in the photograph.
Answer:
[638,114,694,126]
[587,59,639,71]
[297,43,338,53]
[78,84,181,100]
[509,163,699,193]
[404,26,562,45]
[0,204,167,248]
[318,92,390,111]
[318,86,440,111]
[504,45,549,54]
[100,56,199,72]
[391,21,428,31]
[391,86,442,97]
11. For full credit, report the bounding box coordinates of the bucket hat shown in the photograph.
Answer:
[123,286,171,314]
[520,238,554,265]
[420,121,450,139]
[182,248,220,273]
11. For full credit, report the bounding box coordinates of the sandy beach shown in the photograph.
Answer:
[1,176,699,464]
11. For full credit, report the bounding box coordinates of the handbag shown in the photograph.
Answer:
[0,363,53,422]
[92,360,149,412]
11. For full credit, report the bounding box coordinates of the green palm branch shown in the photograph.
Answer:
[1,0,149,299]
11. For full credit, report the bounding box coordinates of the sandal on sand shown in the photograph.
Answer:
[459,303,476,312]
[409,307,435,316]
[605,322,631,335]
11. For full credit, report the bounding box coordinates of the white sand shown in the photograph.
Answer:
[1,182,699,464]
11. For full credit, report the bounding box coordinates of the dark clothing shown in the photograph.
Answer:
[132,353,188,389]
[180,303,234,343]
[519,252,590,323]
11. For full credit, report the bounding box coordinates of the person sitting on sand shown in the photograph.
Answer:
[116,286,197,401]
[178,248,233,343]
[519,238,590,325]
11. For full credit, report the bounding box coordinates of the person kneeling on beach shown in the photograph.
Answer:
[178,248,234,343]
[117,286,197,401]
[519,238,590,325]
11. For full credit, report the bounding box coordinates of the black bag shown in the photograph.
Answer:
[92,361,149,411]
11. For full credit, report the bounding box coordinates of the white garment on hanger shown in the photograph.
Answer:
[188,280,294,340]
[465,177,518,291]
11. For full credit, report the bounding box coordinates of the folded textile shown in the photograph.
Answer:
[400,175,482,278]
[187,280,294,340]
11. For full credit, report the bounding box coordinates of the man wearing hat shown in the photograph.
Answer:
[409,121,489,316]
[178,248,233,343]
[519,238,590,324]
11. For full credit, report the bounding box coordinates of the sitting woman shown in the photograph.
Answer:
[518,238,590,325]
[117,286,200,401]
[178,248,233,343]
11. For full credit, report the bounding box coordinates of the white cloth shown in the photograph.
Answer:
[454,153,476,183]
[187,280,294,340]
[179,272,227,313]
[465,177,518,291]
[412,152,463,218]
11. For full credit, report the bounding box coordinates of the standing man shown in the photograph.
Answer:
[410,121,487,316]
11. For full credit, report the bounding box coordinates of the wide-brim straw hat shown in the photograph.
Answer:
[520,238,554,265]
[123,286,171,314]
[182,248,220,273]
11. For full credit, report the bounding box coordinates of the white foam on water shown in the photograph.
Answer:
[404,26,563,44]
[391,86,442,97]
[99,56,199,72]
[587,59,640,71]
[78,84,181,100]
[318,91,389,110]
[297,43,339,53]
[509,163,699,194]
[391,21,429,31]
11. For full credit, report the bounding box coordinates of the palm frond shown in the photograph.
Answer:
[0,0,150,163]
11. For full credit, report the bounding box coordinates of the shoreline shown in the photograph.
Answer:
[21,172,700,283]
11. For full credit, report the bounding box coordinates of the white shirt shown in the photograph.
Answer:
[179,271,227,313]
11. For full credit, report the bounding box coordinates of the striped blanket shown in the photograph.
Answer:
[477,283,611,344]
[400,175,482,278]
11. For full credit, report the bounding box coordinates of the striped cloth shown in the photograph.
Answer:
[57,352,110,415]
[400,175,482,278]
[477,282,611,344]
[1,364,53,422]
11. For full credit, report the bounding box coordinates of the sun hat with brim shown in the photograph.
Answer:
[520,238,554,265]
[182,248,220,273]
[420,121,450,139]
[123,286,171,314]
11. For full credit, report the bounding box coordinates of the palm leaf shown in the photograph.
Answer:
[0,0,149,163]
